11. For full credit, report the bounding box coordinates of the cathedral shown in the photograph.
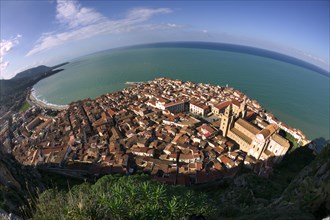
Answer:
[219,102,290,163]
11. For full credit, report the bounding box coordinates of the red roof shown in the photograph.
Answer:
[218,154,231,164]
[215,100,231,110]
[190,102,210,110]
[231,99,241,107]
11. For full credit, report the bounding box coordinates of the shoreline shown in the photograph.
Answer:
[27,90,69,111]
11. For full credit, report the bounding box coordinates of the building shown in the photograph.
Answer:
[260,133,290,163]
[189,102,210,116]
[231,98,247,118]
[211,100,231,115]
[25,115,53,135]
[220,104,290,163]
[219,104,234,137]
[164,101,188,114]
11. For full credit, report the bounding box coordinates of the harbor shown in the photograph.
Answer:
[125,81,144,86]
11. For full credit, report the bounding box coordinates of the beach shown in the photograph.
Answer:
[27,90,69,111]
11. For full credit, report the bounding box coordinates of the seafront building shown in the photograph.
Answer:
[3,78,309,185]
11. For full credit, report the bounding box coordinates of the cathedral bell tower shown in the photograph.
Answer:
[240,97,247,118]
[220,104,233,137]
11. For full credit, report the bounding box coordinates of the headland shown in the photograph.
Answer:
[9,78,310,185]
[31,45,329,140]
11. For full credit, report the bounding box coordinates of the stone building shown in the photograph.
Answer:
[220,104,290,163]
[189,102,210,116]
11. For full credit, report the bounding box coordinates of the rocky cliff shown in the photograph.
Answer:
[272,142,329,219]
[0,149,44,218]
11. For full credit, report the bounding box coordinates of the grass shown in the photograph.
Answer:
[19,101,30,112]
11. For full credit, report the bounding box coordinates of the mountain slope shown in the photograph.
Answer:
[12,66,51,80]
[0,62,68,116]
[272,142,330,218]
[0,150,44,218]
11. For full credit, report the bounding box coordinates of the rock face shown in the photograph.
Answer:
[272,143,330,218]
[0,150,44,218]
[212,143,328,219]
[0,209,22,220]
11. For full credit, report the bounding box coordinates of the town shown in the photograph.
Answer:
[0,78,310,185]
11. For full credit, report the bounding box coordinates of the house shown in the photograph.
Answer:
[212,100,231,115]
[217,154,235,169]
[189,102,210,116]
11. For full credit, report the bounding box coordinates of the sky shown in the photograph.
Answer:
[0,0,329,79]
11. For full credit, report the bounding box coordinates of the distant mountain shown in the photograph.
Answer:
[0,62,68,115]
[13,65,52,79]
[13,62,68,80]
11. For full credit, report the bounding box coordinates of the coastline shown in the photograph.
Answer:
[27,90,69,111]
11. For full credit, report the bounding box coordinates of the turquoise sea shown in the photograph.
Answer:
[33,43,330,140]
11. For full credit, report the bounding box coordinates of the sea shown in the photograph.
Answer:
[33,42,330,140]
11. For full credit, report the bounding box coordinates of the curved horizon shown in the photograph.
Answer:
[2,1,328,79]
[75,41,329,78]
[6,40,330,80]
[32,42,329,139]
[8,41,329,80]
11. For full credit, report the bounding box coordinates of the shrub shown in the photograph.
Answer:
[33,174,215,219]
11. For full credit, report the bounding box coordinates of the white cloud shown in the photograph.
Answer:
[202,30,208,33]
[302,52,326,64]
[127,7,172,19]
[26,0,173,56]
[56,0,105,29]
[167,23,178,27]
[0,34,22,73]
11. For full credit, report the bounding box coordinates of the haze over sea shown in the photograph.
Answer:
[33,42,330,140]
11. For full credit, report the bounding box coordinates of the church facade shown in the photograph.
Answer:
[220,102,290,163]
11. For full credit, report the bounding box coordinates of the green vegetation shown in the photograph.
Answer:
[38,169,85,191]
[193,143,318,219]
[205,144,326,220]
[0,151,44,218]
[19,101,31,112]
[0,186,7,210]
[279,143,330,219]
[272,145,315,186]
[30,143,329,220]
[33,174,214,220]
[2,140,327,219]
[283,131,301,152]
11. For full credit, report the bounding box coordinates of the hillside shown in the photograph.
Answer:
[208,143,329,219]
[12,63,69,80]
[0,130,328,219]
[29,143,329,219]
[12,66,51,80]
[0,62,68,116]
[272,142,330,218]
[0,150,44,218]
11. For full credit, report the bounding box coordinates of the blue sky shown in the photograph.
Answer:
[1,0,329,79]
